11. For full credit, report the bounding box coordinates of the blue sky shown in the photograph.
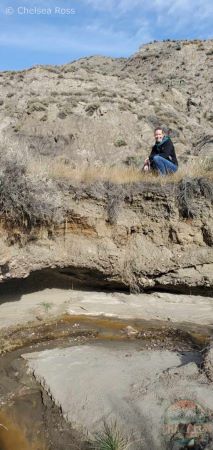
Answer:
[0,0,212,70]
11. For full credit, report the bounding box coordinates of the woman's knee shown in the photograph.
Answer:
[153,155,161,161]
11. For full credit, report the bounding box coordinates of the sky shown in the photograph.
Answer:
[0,0,212,70]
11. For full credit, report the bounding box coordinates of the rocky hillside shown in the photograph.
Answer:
[0,39,213,166]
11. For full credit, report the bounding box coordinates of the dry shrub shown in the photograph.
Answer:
[177,176,213,218]
[0,141,65,227]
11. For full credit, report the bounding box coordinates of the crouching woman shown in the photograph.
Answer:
[143,127,178,176]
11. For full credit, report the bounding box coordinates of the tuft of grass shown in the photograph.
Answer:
[39,302,53,312]
[92,422,129,450]
[114,138,127,147]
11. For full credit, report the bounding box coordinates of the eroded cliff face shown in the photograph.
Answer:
[0,181,212,294]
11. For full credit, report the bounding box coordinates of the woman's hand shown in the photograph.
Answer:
[143,158,150,172]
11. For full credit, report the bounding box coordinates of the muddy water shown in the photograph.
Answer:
[0,314,211,450]
[0,411,46,450]
[0,337,91,450]
[0,313,211,356]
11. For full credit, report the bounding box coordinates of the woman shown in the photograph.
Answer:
[144,127,178,175]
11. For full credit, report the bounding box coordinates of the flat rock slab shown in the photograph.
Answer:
[66,290,213,326]
[1,281,213,331]
[23,344,213,449]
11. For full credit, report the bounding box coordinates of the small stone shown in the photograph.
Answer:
[123,325,139,338]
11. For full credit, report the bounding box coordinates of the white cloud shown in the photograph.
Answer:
[152,0,213,34]
[80,0,213,41]
[0,21,150,56]
[83,0,213,21]
[81,0,145,13]
[0,0,212,67]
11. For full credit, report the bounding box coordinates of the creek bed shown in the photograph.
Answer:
[0,315,211,450]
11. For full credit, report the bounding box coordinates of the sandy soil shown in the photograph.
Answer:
[0,271,213,332]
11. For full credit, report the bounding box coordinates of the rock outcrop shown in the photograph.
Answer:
[0,180,212,293]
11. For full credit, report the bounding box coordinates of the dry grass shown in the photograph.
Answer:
[2,134,212,186]
[0,136,212,228]
[27,156,213,185]
[29,159,145,184]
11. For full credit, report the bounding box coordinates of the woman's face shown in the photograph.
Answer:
[154,130,164,142]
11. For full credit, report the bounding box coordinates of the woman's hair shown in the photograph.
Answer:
[154,127,164,133]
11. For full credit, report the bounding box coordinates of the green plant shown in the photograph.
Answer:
[114,138,127,147]
[92,421,128,450]
[39,302,53,312]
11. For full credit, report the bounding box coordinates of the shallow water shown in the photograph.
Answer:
[0,309,212,450]
[0,311,211,356]
[0,411,46,450]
